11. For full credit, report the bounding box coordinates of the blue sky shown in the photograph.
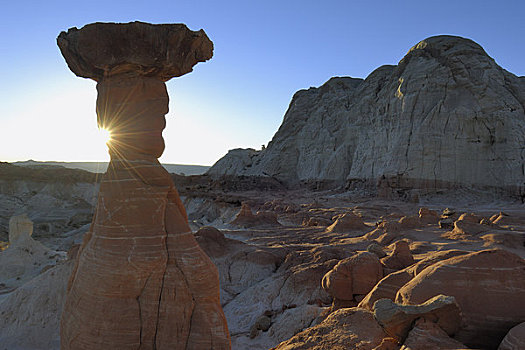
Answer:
[1,0,524,165]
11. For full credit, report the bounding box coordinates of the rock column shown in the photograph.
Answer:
[57,22,230,349]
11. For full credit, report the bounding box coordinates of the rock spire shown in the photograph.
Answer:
[57,22,230,349]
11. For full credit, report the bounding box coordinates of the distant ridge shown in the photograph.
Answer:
[12,160,209,175]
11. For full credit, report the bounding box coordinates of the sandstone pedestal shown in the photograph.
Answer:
[57,22,230,349]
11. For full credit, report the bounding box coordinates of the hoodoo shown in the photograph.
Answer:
[57,22,230,349]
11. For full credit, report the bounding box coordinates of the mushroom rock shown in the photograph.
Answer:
[57,22,230,349]
[396,249,525,349]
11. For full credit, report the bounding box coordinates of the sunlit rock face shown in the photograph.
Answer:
[57,22,230,349]
[209,35,525,195]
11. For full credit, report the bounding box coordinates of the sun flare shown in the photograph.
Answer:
[96,127,112,145]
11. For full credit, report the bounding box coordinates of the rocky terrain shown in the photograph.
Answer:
[208,35,525,199]
[1,162,524,349]
[1,34,525,350]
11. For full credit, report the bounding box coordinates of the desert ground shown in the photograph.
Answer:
[1,162,524,349]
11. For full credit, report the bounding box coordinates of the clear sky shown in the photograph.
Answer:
[1,0,524,165]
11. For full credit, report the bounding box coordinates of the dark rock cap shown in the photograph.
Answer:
[57,21,213,82]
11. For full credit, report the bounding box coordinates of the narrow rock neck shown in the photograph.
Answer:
[96,76,169,160]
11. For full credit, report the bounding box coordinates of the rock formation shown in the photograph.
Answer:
[498,322,525,350]
[322,251,383,308]
[396,249,525,349]
[272,308,388,350]
[208,35,525,197]
[373,294,461,342]
[57,22,230,349]
[0,214,66,292]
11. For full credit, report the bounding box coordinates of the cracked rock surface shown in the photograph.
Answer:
[208,35,525,195]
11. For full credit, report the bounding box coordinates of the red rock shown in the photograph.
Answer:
[418,207,439,225]
[396,249,525,349]
[400,319,470,350]
[322,252,383,302]
[442,213,488,240]
[58,22,229,349]
[358,250,471,311]
[271,308,387,350]
[498,322,525,350]
[398,216,421,229]
[381,240,415,271]
[230,203,280,227]
[325,212,367,232]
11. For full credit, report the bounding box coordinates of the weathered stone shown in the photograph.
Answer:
[322,251,383,301]
[396,249,525,349]
[57,21,213,82]
[325,212,367,232]
[400,319,471,350]
[358,250,471,311]
[208,36,525,196]
[373,295,461,342]
[381,240,415,271]
[272,308,387,350]
[367,242,387,258]
[8,213,33,243]
[498,322,525,350]
[418,207,439,224]
[57,22,229,350]
[230,203,281,227]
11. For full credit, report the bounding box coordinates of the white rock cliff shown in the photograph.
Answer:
[208,36,525,195]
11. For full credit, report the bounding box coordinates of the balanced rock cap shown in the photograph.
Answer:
[57,21,213,82]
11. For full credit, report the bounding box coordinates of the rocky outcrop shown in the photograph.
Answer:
[396,249,525,349]
[272,308,387,350]
[208,36,525,196]
[230,203,280,227]
[498,322,525,350]
[381,240,415,271]
[57,22,230,349]
[400,319,470,350]
[322,252,383,308]
[0,214,66,292]
[373,295,461,342]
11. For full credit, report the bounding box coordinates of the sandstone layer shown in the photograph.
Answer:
[208,35,525,196]
[57,22,229,349]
